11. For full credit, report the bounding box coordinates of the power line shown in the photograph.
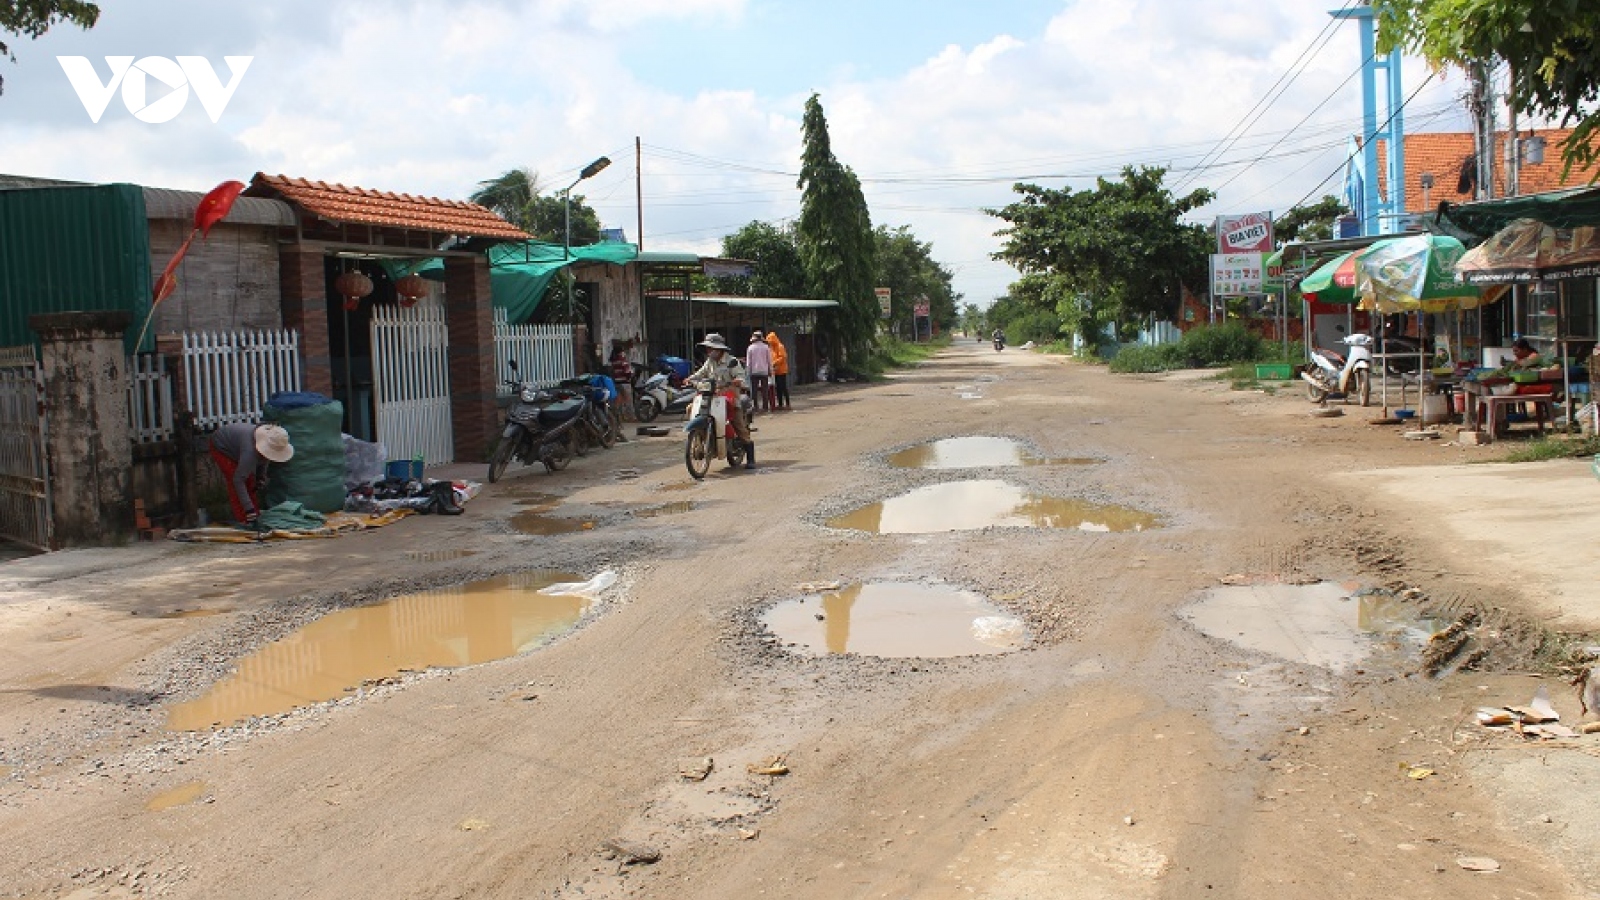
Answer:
[1285,69,1440,213]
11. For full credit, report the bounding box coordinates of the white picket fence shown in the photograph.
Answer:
[128,354,175,443]
[494,309,575,395]
[182,330,302,430]
[372,302,454,465]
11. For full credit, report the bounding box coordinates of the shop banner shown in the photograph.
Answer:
[1216,212,1274,254]
[875,287,892,318]
[1211,252,1264,297]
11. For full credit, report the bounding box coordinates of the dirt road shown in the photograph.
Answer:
[1,342,1593,898]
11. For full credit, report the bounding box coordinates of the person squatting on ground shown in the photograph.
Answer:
[685,332,754,469]
[208,422,294,526]
[745,330,773,413]
[765,330,790,410]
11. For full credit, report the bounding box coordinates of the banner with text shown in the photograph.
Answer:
[1215,212,1274,254]
[875,287,892,318]
[1211,252,1264,297]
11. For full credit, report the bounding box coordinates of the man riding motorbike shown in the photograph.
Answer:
[684,332,754,469]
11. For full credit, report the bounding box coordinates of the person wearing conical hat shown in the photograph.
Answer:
[684,333,755,469]
[208,422,294,526]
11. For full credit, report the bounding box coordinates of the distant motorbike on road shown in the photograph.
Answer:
[634,371,697,423]
[1302,333,1373,406]
[993,332,1005,352]
[683,382,748,479]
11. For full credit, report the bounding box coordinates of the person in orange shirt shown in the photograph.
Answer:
[765,331,790,410]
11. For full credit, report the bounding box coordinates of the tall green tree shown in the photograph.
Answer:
[989,166,1213,328]
[873,224,957,337]
[796,93,877,368]
[1375,0,1600,176]
[712,221,807,297]
[1275,195,1347,244]
[1,0,98,96]
[469,167,602,244]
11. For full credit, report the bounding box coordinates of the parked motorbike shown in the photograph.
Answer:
[486,362,607,481]
[634,371,697,423]
[1302,333,1373,406]
[683,383,748,480]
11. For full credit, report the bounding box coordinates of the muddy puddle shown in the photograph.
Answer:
[159,608,230,619]
[146,781,207,811]
[827,480,1160,534]
[1179,583,1441,673]
[511,510,594,535]
[635,501,696,518]
[888,437,1096,469]
[166,570,585,731]
[762,582,1025,657]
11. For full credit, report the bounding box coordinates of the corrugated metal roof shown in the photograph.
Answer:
[0,183,152,352]
[248,173,530,240]
[143,187,296,227]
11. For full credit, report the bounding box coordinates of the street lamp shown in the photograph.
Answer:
[561,155,611,327]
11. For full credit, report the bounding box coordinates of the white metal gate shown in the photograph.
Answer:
[0,345,51,550]
[493,309,575,395]
[371,302,454,465]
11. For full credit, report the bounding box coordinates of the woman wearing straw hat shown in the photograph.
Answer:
[208,422,294,526]
[684,333,755,469]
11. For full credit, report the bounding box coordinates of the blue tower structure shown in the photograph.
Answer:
[1332,4,1405,236]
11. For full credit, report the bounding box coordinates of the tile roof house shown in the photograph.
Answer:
[246,173,530,242]
[1376,129,1600,212]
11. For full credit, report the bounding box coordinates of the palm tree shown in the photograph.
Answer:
[469,168,541,231]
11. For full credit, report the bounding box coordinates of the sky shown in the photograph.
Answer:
[0,0,1477,306]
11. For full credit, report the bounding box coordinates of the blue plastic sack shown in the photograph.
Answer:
[267,391,333,410]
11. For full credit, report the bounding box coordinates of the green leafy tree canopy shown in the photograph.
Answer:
[873,224,958,337]
[796,93,877,368]
[1375,0,1600,177]
[1,0,99,95]
[712,221,807,298]
[469,167,602,244]
[1275,195,1347,244]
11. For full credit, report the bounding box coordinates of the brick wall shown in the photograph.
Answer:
[444,255,498,462]
[279,247,333,396]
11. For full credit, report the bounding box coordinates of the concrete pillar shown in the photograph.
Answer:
[279,246,333,397]
[444,255,498,462]
[29,311,134,547]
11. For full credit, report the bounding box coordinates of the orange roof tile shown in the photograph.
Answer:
[1375,129,1600,213]
[248,173,529,240]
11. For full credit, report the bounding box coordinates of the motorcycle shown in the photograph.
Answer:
[634,371,697,423]
[682,383,748,479]
[485,362,609,481]
[1302,333,1373,406]
[993,334,1005,352]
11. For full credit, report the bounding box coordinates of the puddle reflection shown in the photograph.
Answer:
[146,781,207,811]
[828,480,1159,534]
[762,582,1024,658]
[635,502,696,518]
[166,571,584,731]
[888,437,1097,469]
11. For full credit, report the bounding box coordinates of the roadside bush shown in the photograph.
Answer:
[1174,323,1265,367]
[1109,344,1182,373]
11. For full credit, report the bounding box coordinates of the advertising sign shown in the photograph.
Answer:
[1215,212,1274,254]
[875,287,892,318]
[1211,252,1264,297]
[913,301,930,317]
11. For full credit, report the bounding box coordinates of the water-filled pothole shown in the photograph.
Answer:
[762,582,1025,658]
[159,608,230,619]
[827,480,1160,534]
[511,510,594,535]
[166,570,585,731]
[405,549,479,562]
[1179,582,1441,673]
[146,781,207,811]
[888,437,1097,469]
[635,501,696,518]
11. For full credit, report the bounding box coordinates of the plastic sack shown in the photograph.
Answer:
[342,434,387,490]
[262,398,347,513]
[266,391,334,411]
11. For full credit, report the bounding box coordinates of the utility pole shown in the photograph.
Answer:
[1505,66,1520,197]
[1471,61,1496,200]
[635,136,644,252]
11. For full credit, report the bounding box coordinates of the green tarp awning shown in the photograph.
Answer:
[394,241,640,322]
[1438,187,1600,239]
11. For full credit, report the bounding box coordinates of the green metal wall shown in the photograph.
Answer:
[0,184,152,352]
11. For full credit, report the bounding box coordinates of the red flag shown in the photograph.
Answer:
[152,230,197,305]
[193,180,245,237]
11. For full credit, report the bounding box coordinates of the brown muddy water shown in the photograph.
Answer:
[1179,583,1442,673]
[165,570,584,731]
[511,510,594,535]
[159,608,231,619]
[827,480,1160,534]
[635,501,696,518]
[146,781,207,811]
[762,582,1025,658]
[405,549,479,562]
[888,437,1097,469]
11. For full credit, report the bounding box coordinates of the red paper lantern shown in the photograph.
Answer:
[335,270,373,311]
[394,273,429,308]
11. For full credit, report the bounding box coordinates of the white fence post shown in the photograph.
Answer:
[181,329,302,430]
[493,309,575,394]
[128,354,175,443]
